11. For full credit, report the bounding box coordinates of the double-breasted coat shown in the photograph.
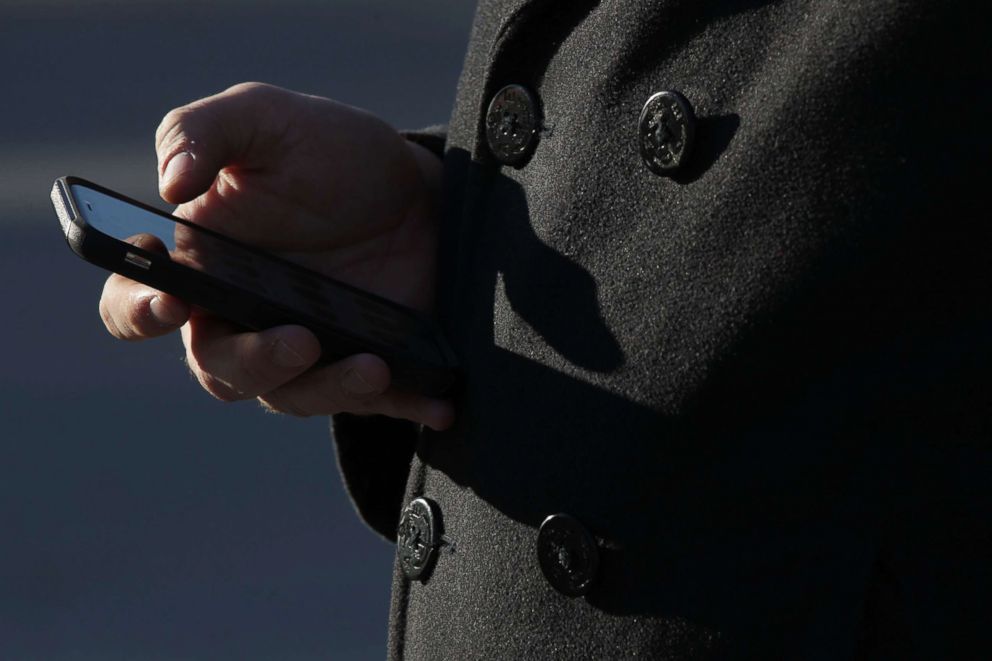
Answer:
[334,0,991,658]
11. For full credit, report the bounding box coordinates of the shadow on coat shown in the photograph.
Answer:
[423,147,878,648]
[419,139,992,654]
[673,113,740,185]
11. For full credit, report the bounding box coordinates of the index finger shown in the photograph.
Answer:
[99,276,190,340]
[98,233,190,340]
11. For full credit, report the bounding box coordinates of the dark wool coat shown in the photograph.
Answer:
[334,0,991,658]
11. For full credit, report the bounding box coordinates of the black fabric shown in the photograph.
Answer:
[399,125,448,161]
[331,414,418,541]
[335,0,992,658]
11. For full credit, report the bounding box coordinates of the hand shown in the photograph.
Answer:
[98,82,453,430]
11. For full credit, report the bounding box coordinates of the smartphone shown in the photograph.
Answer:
[51,176,457,396]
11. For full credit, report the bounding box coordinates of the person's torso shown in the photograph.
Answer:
[390,1,991,658]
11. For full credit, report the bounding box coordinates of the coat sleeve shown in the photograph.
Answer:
[331,413,420,541]
[400,124,447,160]
[331,125,448,542]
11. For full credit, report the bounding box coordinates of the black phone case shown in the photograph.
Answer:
[51,176,457,396]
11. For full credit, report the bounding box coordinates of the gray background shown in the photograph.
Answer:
[0,1,475,658]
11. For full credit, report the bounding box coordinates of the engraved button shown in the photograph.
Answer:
[485,84,541,166]
[398,497,441,581]
[537,513,600,597]
[638,90,696,175]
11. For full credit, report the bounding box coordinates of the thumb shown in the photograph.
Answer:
[154,82,280,204]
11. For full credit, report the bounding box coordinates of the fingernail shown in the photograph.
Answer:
[273,339,308,368]
[342,368,377,396]
[161,151,195,188]
[149,295,184,326]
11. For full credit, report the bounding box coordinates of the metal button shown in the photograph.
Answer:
[485,84,541,166]
[397,497,440,581]
[638,90,696,175]
[537,513,600,597]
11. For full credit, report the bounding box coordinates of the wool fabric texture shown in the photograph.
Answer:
[334,0,991,658]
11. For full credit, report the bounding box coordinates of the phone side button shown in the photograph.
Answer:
[124,252,152,270]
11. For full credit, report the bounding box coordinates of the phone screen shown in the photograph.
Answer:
[71,183,436,358]
[72,183,286,294]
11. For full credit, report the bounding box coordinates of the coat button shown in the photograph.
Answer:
[638,90,696,175]
[485,84,541,166]
[537,513,600,597]
[397,497,441,581]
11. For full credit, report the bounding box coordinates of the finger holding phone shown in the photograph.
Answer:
[97,82,454,430]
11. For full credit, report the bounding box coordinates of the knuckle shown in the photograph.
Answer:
[226,81,273,98]
[235,345,271,394]
[198,370,241,403]
[102,289,153,341]
[183,348,239,402]
[122,299,151,337]
[155,107,192,150]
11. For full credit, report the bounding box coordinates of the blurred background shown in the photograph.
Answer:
[0,1,475,658]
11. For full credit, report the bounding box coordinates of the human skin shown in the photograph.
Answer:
[98,82,454,430]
